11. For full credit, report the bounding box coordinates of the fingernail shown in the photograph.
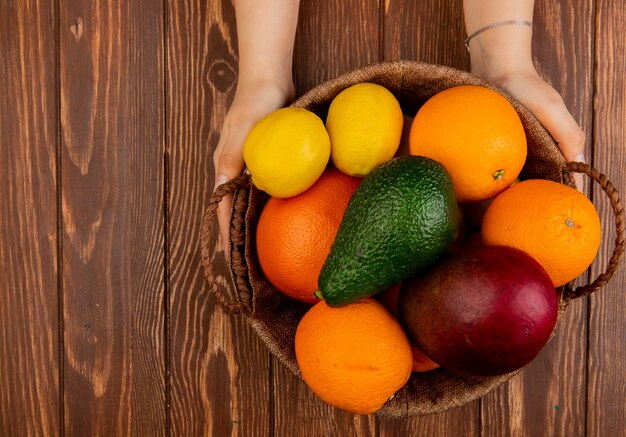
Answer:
[214,175,229,191]
[573,153,586,164]
[574,173,584,192]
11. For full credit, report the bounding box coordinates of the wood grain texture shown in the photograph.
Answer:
[379,404,479,437]
[271,0,380,434]
[380,1,478,434]
[481,325,587,437]
[0,1,60,435]
[292,0,381,96]
[272,363,377,437]
[167,0,271,435]
[587,0,626,434]
[59,0,166,434]
[3,0,626,434]
[480,1,595,435]
[383,0,469,68]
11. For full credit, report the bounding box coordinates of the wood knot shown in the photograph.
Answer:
[208,59,237,93]
[70,17,83,41]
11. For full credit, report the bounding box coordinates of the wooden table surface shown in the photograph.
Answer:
[1,0,624,435]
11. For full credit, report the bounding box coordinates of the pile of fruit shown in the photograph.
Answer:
[243,83,602,415]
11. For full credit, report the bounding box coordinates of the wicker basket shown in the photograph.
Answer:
[201,61,625,418]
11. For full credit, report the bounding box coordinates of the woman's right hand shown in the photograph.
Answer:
[213,77,295,257]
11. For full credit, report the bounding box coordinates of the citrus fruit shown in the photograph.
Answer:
[326,83,403,176]
[256,168,360,303]
[375,284,440,373]
[243,107,330,197]
[481,179,602,287]
[409,85,527,202]
[295,298,413,414]
[409,344,441,373]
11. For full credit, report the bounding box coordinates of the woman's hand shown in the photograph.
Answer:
[212,0,300,258]
[462,0,586,190]
[213,78,295,257]
[472,63,586,190]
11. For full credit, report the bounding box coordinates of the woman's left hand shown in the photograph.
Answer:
[475,65,586,190]
[463,0,586,190]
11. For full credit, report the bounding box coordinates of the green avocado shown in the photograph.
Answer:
[317,155,458,307]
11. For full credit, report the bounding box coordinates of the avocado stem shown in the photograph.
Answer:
[313,290,323,300]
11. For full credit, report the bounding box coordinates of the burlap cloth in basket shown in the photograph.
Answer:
[201,61,625,418]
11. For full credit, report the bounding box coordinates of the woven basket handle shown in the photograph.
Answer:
[200,175,251,314]
[563,162,625,300]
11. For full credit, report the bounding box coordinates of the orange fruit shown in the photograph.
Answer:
[482,179,602,287]
[295,298,413,414]
[374,284,403,317]
[256,168,361,303]
[409,344,440,373]
[409,85,527,202]
[376,284,440,373]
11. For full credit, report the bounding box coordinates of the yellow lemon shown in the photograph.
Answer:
[243,108,331,197]
[326,83,403,176]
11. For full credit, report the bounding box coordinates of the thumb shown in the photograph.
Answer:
[213,125,248,259]
[516,85,586,191]
[213,119,249,188]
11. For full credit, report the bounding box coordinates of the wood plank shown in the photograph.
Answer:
[480,0,594,435]
[292,0,381,96]
[167,0,272,435]
[0,1,60,435]
[383,0,469,67]
[58,0,166,434]
[587,0,626,434]
[380,1,479,434]
[379,408,479,436]
[271,0,380,435]
[273,363,377,436]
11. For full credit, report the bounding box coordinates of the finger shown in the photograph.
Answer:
[517,86,586,191]
[216,192,234,259]
[522,88,585,159]
[213,123,231,257]
[214,126,249,259]
[571,154,586,194]
[573,169,585,194]
[540,102,586,192]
